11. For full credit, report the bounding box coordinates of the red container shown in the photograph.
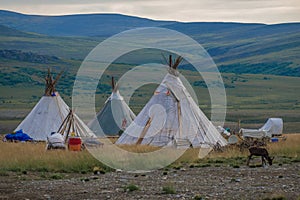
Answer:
[68,137,82,151]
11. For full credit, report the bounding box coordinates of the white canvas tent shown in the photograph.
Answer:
[88,77,136,137]
[15,92,70,141]
[15,69,96,141]
[15,70,69,141]
[240,118,283,138]
[116,55,227,148]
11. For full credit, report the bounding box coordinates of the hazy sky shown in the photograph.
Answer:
[1,0,299,24]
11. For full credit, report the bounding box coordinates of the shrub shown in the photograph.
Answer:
[124,184,139,192]
[195,164,211,168]
[194,194,205,200]
[0,171,9,176]
[263,195,287,200]
[162,185,176,194]
[50,173,63,180]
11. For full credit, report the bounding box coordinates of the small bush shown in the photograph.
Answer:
[162,185,176,194]
[0,171,9,176]
[124,184,139,192]
[196,164,211,168]
[50,173,63,180]
[36,167,49,172]
[263,195,287,200]
[40,173,47,179]
[10,167,23,172]
[215,159,224,163]
[194,194,205,200]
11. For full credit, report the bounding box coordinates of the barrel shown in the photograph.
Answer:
[68,137,82,151]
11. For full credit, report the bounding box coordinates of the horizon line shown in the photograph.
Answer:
[1,9,300,25]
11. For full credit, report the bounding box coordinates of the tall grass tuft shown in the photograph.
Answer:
[0,142,110,173]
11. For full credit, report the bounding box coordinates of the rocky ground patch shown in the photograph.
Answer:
[0,163,299,200]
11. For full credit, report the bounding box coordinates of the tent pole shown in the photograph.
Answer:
[136,117,152,145]
[65,112,73,143]
[58,110,71,133]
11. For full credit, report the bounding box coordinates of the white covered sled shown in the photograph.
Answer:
[239,118,283,139]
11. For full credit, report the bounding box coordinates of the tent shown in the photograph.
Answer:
[58,109,97,141]
[240,118,283,138]
[15,69,70,141]
[88,77,136,137]
[47,109,98,150]
[15,69,96,141]
[14,93,70,141]
[116,55,227,148]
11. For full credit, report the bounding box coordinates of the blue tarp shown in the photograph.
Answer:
[5,129,33,142]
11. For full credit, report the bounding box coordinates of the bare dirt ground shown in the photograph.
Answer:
[0,163,299,200]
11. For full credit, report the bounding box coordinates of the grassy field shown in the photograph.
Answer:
[1,70,299,133]
[0,134,299,174]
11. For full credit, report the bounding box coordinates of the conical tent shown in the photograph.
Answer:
[15,92,70,141]
[15,69,70,141]
[88,77,136,137]
[15,69,96,141]
[57,109,96,141]
[116,56,227,148]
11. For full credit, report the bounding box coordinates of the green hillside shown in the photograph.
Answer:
[0,11,299,133]
[1,60,299,133]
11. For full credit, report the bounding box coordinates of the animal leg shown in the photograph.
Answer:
[261,156,265,166]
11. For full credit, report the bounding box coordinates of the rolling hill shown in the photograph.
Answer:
[0,10,299,133]
[0,10,174,37]
[0,10,299,77]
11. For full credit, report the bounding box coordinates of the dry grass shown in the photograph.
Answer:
[0,142,107,173]
[116,144,160,153]
[0,134,299,172]
[268,134,300,157]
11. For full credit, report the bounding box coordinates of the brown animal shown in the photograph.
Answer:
[247,147,274,166]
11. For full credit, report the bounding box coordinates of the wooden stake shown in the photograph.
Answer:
[136,117,152,145]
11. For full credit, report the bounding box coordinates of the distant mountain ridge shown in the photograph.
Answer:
[0,10,175,36]
[1,10,299,37]
[0,10,299,77]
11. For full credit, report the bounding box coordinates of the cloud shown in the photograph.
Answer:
[1,0,299,24]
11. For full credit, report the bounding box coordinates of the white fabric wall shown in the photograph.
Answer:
[15,93,69,141]
[117,73,228,147]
